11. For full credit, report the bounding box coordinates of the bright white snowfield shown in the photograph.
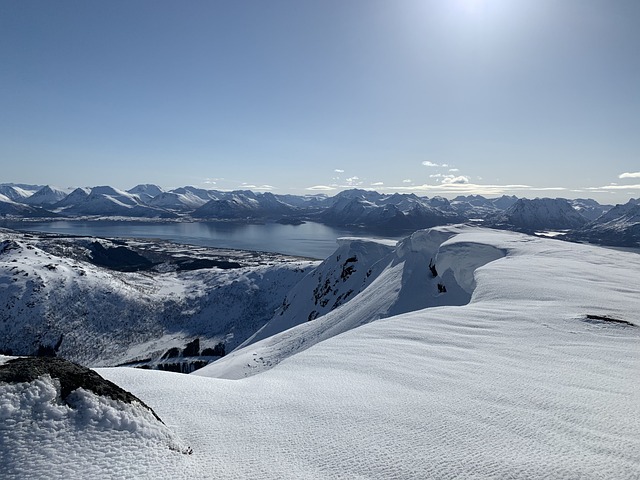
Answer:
[2,226,640,479]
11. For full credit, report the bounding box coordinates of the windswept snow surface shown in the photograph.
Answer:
[3,227,640,478]
[95,227,640,478]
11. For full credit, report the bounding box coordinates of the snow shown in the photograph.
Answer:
[0,372,192,479]
[2,226,640,478]
[0,232,316,366]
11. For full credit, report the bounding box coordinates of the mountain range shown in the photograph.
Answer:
[1,182,639,247]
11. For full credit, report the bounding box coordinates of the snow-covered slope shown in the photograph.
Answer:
[0,185,34,202]
[0,197,57,218]
[0,232,316,367]
[2,226,639,478]
[196,227,504,379]
[147,190,209,211]
[105,227,637,479]
[127,184,164,198]
[22,185,71,206]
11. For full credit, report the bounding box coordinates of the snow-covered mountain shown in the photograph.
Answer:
[0,196,57,218]
[1,226,639,478]
[2,181,638,247]
[22,185,71,207]
[0,185,35,202]
[193,192,295,219]
[567,198,640,247]
[490,197,588,231]
[570,198,612,221]
[127,183,164,199]
[52,187,91,210]
[59,186,175,218]
[319,193,463,231]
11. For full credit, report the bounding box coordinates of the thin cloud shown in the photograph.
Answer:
[239,184,275,191]
[586,184,640,191]
[619,172,640,179]
[371,181,384,186]
[306,185,337,191]
[449,168,459,172]
[422,161,440,167]
[402,179,412,183]
[334,169,345,173]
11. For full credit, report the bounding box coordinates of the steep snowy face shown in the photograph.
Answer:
[199,226,497,379]
[239,237,398,347]
[494,197,588,231]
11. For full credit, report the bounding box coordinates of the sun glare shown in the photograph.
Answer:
[459,0,486,14]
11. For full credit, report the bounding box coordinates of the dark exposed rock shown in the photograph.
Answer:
[0,356,163,422]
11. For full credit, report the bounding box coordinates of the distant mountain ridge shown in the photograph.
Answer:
[0,183,637,247]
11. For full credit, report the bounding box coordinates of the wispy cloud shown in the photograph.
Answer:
[334,169,345,173]
[370,181,384,186]
[239,184,275,191]
[306,185,337,191]
[619,172,640,179]
[402,179,412,183]
[383,182,570,197]
[422,161,449,167]
[346,176,363,186]
[586,183,640,191]
[448,168,459,172]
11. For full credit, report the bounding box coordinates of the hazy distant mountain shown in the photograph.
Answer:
[61,186,175,218]
[320,194,463,231]
[492,195,519,210]
[0,195,57,218]
[169,186,219,202]
[490,198,588,232]
[147,191,209,211]
[0,185,34,202]
[193,192,295,219]
[127,184,164,198]
[567,199,640,247]
[53,187,91,210]
[569,198,612,221]
[22,185,71,207]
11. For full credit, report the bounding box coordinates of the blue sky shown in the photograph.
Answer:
[1,0,639,202]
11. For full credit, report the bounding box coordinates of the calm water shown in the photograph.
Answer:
[1,220,403,259]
